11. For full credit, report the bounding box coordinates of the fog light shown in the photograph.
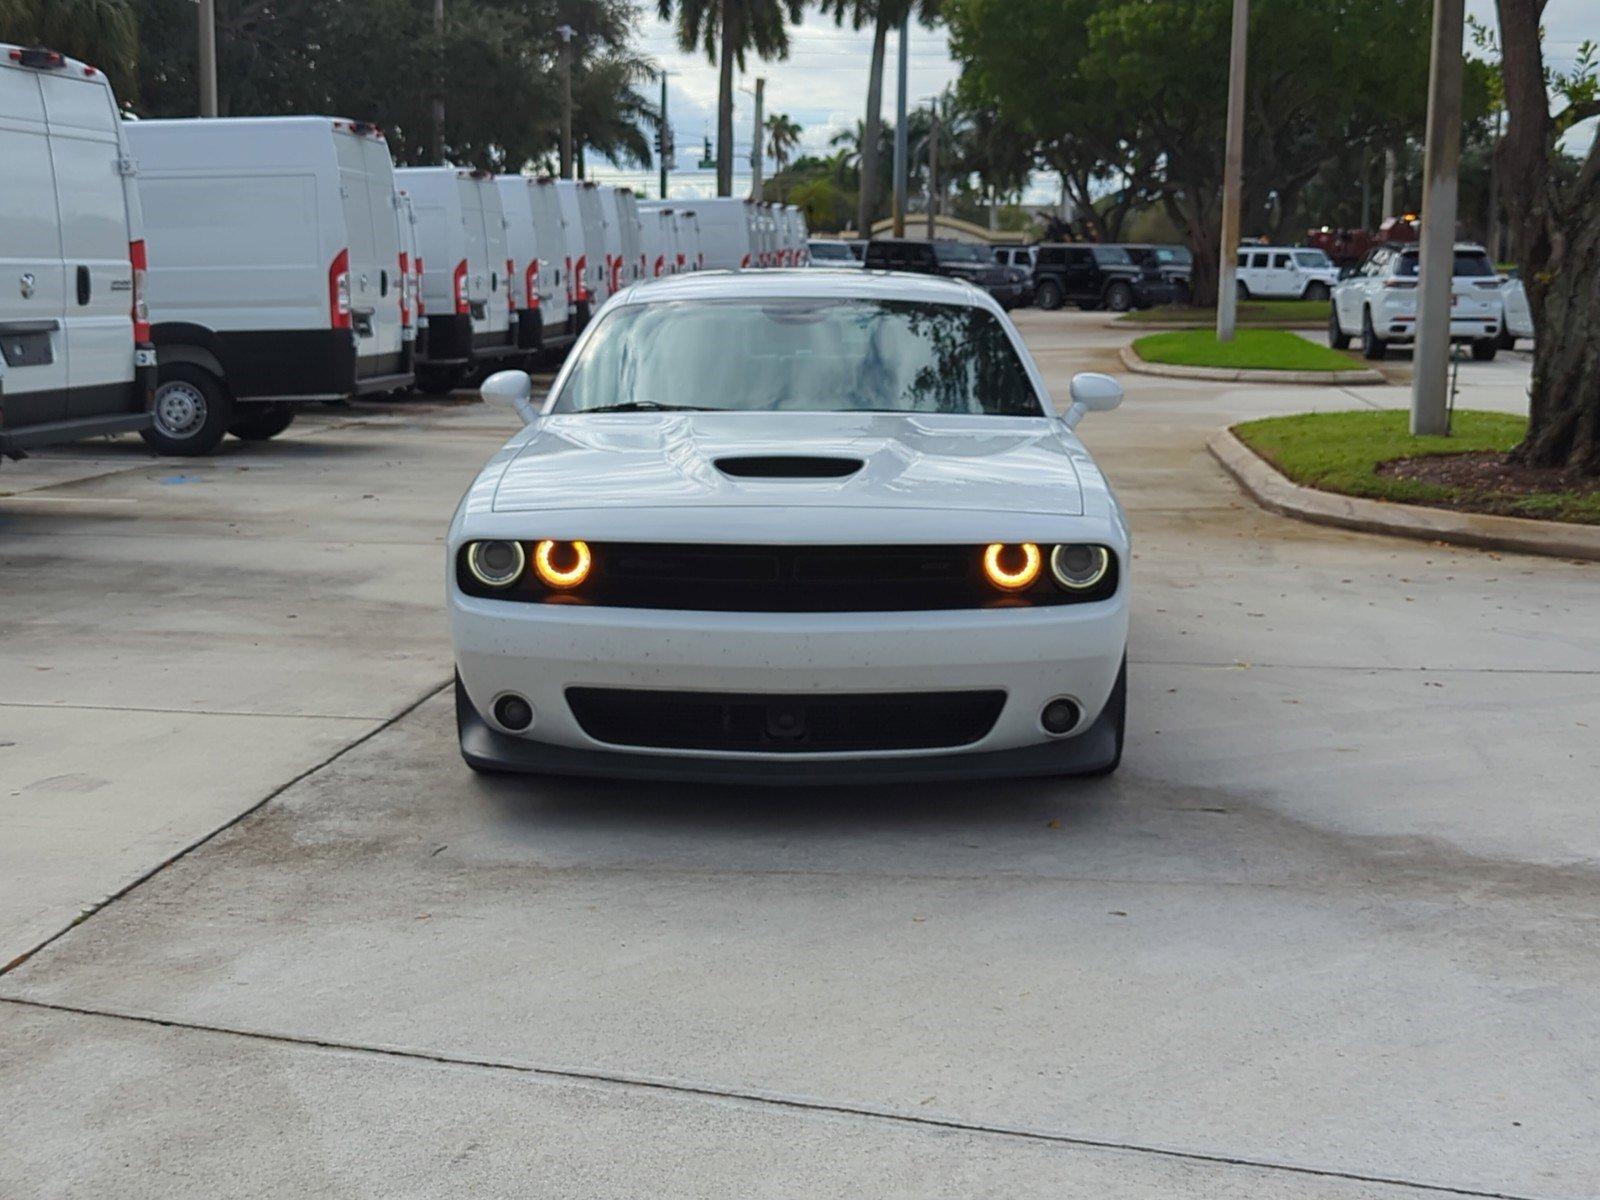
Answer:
[467,540,525,587]
[1040,698,1080,735]
[494,694,534,731]
[533,539,592,588]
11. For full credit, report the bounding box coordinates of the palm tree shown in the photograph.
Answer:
[659,0,804,196]
[764,111,802,172]
[572,51,662,170]
[0,0,137,95]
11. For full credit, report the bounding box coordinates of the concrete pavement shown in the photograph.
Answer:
[2,317,1595,1198]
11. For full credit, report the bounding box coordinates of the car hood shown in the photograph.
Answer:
[492,412,1084,516]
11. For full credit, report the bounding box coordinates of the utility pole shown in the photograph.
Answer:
[1382,146,1397,220]
[891,13,909,237]
[750,77,765,200]
[197,0,218,117]
[1215,0,1249,342]
[1410,0,1465,436]
[925,106,939,241]
[430,0,444,161]
[558,25,575,180]
[658,71,670,200]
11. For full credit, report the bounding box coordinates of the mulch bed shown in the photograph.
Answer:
[1377,451,1600,518]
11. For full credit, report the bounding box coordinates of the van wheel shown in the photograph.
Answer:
[1303,281,1330,301]
[229,405,296,441]
[143,364,233,456]
[1328,305,1351,350]
[1497,328,1516,351]
[1104,281,1134,312]
[1361,309,1387,361]
[1035,279,1064,311]
[1471,339,1498,362]
[1236,280,1250,301]
[415,366,462,396]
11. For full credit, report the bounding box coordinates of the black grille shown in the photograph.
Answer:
[455,542,1118,611]
[566,688,1006,752]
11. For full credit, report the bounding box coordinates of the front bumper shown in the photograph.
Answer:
[451,596,1129,781]
[1131,279,1181,308]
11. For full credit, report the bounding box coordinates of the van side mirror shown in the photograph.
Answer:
[1062,372,1122,428]
[481,369,539,424]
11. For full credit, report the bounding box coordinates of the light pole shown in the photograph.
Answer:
[891,12,909,237]
[1410,0,1465,436]
[558,25,575,181]
[431,0,444,161]
[925,104,939,241]
[658,71,672,200]
[197,0,218,117]
[1215,0,1249,341]
[750,77,765,200]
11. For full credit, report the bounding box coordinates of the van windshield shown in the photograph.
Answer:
[1294,250,1331,268]
[551,298,1043,417]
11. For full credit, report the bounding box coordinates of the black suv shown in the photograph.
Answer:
[864,239,1032,309]
[1031,244,1179,312]
[1116,244,1193,301]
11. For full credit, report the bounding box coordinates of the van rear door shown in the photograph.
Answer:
[0,58,69,428]
[333,128,391,367]
[456,175,492,337]
[357,132,403,372]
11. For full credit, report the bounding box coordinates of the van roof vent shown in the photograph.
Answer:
[714,456,863,479]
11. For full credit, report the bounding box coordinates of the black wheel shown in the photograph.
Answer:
[229,404,296,441]
[1328,305,1351,350]
[1104,281,1134,312]
[1471,339,1498,362]
[142,363,233,456]
[1035,278,1064,311]
[415,366,463,396]
[1361,308,1387,361]
[1303,281,1330,301]
[1497,327,1516,351]
[1236,280,1250,301]
[1078,656,1126,778]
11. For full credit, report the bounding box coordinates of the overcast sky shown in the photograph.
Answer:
[594,1,1597,200]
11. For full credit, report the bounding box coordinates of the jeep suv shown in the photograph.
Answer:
[1032,244,1178,312]
[863,239,1032,309]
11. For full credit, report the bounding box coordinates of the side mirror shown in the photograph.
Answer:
[1062,371,1122,428]
[480,369,539,424]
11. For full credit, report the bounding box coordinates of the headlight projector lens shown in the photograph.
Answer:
[1050,544,1110,591]
[468,540,526,587]
[534,539,593,588]
[982,542,1042,591]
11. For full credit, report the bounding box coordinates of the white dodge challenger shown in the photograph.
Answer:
[447,270,1130,783]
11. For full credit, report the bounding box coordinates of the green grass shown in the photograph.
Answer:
[1119,299,1330,326]
[1133,328,1360,372]
[1233,409,1600,525]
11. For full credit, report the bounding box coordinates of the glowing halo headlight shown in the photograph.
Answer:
[981,542,1042,591]
[1050,544,1111,591]
[533,539,593,589]
[467,540,526,587]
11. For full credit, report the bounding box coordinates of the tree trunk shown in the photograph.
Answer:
[1497,0,1600,473]
[857,13,889,234]
[716,0,738,197]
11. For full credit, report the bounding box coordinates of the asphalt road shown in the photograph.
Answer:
[2,314,1595,1199]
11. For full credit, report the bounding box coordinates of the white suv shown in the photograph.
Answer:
[1235,246,1339,300]
[1330,242,1503,361]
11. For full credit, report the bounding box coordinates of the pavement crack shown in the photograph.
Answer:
[0,700,384,722]
[0,995,1548,1200]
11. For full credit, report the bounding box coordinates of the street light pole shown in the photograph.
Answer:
[926,106,939,241]
[750,77,765,200]
[659,71,670,200]
[558,25,575,181]
[197,0,218,117]
[1410,0,1466,436]
[1215,0,1249,341]
[430,0,444,161]
[891,13,909,237]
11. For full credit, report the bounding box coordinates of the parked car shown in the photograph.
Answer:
[678,208,704,271]
[554,180,608,318]
[526,177,575,355]
[1,44,153,460]
[396,166,520,394]
[639,206,671,278]
[1031,244,1179,312]
[495,175,548,360]
[453,270,1130,782]
[808,239,864,268]
[595,184,625,300]
[991,245,1037,277]
[1329,242,1503,361]
[863,239,1031,309]
[1498,270,1533,349]
[1234,245,1338,300]
[669,197,754,270]
[1117,244,1192,300]
[396,191,422,363]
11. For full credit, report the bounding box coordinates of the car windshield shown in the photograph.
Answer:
[1154,246,1191,265]
[933,242,989,264]
[551,298,1043,417]
[810,242,850,260]
[1397,250,1496,278]
[1092,246,1132,265]
[1295,250,1331,268]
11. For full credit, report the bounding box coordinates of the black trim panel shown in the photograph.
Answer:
[154,324,358,398]
[0,408,149,453]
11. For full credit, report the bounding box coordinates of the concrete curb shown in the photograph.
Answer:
[1209,428,1600,563]
[1110,318,1325,331]
[1119,344,1386,386]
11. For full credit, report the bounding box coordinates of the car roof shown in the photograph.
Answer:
[613,268,997,309]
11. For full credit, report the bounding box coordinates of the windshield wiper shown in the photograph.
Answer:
[581,401,716,414]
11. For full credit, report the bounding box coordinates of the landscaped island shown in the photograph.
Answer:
[1133,329,1363,374]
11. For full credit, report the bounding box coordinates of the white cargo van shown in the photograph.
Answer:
[651,198,750,270]
[678,208,703,271]
[552,181,605,328]
[596,184,625,298]
[396,190,421,360]
[127,117,410,452]
[639,207,667,279]
[495,174,546,358]
[396,166,520,393]
[612,187,644,286]
[527,177,573,352]
[785,205,808,265]
[1,44,152,459]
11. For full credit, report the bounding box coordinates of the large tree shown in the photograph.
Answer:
[659,0,802,196]
[1495,1,1600,473]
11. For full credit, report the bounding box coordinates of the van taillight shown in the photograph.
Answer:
[415,258,425,317]
[506,258,517,311]
[526,259,540,310]
[452,259,469,315]
[129,239,150,342]
[328,249,351,329]
[398,252,411,327]
[575,255,589,302]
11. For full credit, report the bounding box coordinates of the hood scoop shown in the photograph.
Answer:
[714,455,864,479]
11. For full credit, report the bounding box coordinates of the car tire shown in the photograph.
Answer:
[1471,339,1498,362]
[1105,281,1134,312]
[1236,280,1250,301]
[1497,327,1516,351]
[229,404,296,441]
[1078,655,1126,778]
[1035,279,1063,311]
[1303,281,1330,301]
[415,366,462,396]
[142,363,233,457]
[1328,305,1351,350]
[1361,308,1387,361]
